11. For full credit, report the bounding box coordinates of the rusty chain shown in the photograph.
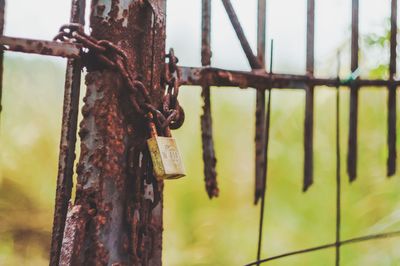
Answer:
[54,23,184,134]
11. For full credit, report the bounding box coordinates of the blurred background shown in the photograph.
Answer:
[1,0,400,265]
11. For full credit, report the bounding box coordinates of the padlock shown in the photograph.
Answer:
[147,114,185,180]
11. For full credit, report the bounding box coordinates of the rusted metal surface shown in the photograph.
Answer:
[0,36,81,58]
[254,0,266,206]
[201,85,219,198]
[71,0,167,264]
[49,0,86,265]
[0,0,4,120]
[59,205,87,266]
[201,0,219,199]
[179,66,400,89]
[303,0,315,192]
[387,0,397,177]
[201,0,212,66]
[256,0,266,68]
[348,0,359,181]
[220,0,262,69]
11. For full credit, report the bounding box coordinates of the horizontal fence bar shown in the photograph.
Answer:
[1,36,399,90]
[0,36,81,58]
[244,229,400,266]
[179,66,400,89]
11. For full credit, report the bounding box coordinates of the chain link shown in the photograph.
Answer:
[54,23,184,133]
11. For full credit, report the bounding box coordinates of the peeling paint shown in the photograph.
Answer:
[93,0,133,27]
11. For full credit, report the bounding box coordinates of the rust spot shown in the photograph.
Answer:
[97,4,106,16]
[36,42,43,50]
[41,47,53,55]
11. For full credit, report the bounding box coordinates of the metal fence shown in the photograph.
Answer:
[1,0,400,265]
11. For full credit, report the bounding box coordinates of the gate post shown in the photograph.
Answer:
[59,1,167,265]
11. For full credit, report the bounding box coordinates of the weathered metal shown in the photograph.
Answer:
[220,0,268,206]
[0,36,81,58]
[49,0,86,265]
[303,0,315,192]
[255,5,268,261]
[388,0,397,177]
[254,0,267,206]
[66,0,167,264]
[147,117,185,180]
[59,205,87,265]
[201,0,212,66]
[0,1,399,264]
[201,0,219,199]
[179,66,400,89]
[348,0,359,181]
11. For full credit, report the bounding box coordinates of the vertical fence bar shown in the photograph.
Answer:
[201,0,212,66]
[347,0,359,181]
[388,0,397,177]
[201,0,219,198]
[49,0,85,264]
[255,0,267,204]
[0,0,4,122]
[303,0,315,191]
[335,53,342,266]
[256,0,267,263]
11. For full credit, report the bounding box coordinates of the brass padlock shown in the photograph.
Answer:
[147,115,185,180]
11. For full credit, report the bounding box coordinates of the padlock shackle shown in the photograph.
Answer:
[146,112,172,138]
[164,127,171,137]
[146,112,158,138]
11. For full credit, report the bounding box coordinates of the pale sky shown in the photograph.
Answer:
[3,0,394,77]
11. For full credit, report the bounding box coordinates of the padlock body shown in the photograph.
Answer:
[147,136,185,180]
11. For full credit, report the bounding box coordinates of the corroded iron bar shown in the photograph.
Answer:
[59,205,87,265]
[348,0,359,181]
[0,0,4,121]
[255,1,267,261]
[50,0,85,264]
[201,0,212,66]
[220,0,262,69]
[0,36,81,58]
[178,66,400,89]
[72,1,167,264]
[388,0,397,177]
[254,0,267,206]
[201,0,219,199]
[303,0,315,192]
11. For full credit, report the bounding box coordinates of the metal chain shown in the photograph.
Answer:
[54,23,184,133]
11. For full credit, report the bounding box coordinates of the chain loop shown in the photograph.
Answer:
[54,24,185,132]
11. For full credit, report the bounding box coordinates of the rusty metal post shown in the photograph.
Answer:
[59,0,167,265]
[50,1,85,265]
[254,0,267,205]
[201,0,219,199]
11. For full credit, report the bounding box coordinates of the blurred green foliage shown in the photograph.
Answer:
[1,52,400,266]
